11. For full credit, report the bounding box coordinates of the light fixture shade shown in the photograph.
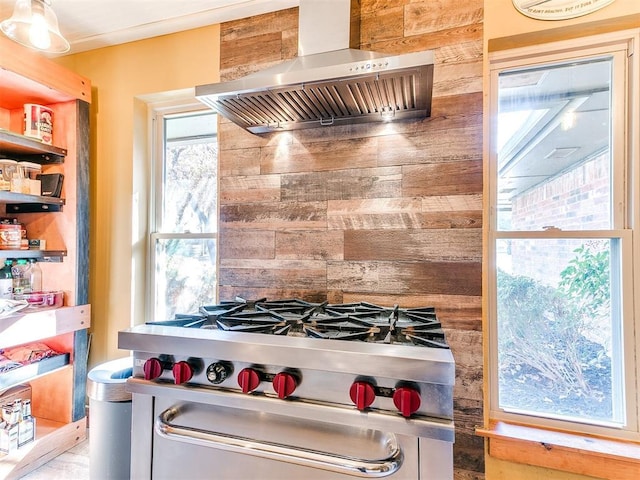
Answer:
[0,0,70,53]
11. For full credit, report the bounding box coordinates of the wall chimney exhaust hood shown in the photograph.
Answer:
[196,0,434,135]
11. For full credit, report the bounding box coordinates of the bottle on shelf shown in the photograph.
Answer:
[27,258,42,293]
[0,259,13,299]
[11,258,29,297]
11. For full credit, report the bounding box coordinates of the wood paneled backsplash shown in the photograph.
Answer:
[217,1,484,477]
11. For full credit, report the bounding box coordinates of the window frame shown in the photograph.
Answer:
[486,31,640,440]
[146,100,219,323]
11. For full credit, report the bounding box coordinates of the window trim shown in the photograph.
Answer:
[486,31,640,441]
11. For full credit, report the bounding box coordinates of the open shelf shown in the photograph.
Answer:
[0,305,90,349]
[0,129,66,164]
[0,191,65,213]
[0,30,90,480]
[0,354,70,391]
[0,250,67,262]
[0,417,86,480]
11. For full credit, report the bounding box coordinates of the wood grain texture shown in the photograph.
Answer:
[404,1,483,37]
[344,229,482,262]
[377,117,483,166]
[218,117,269,150]
[328,196,482,230]
[219,286,330,304]
[220,174,281,204]
[219,229,275,259]
[403,160,483,196]
[219,146,262,177]
[220,201,326,229]
[220,259,327,290]
[275,230,344,260]
[478,420,640,480]
[282,167,401,202]
[0,35,91,106]
[360,6,404,45]
[220,8,298,81]
[0,419,86,480]
[217,1,485,476]
[326,260,481,296]
[261,136,380,174]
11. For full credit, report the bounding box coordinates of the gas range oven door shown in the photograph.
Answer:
[140,394,419,480]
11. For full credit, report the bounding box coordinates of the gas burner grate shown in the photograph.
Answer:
[147,298,450,348]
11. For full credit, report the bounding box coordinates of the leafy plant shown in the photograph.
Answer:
[497,270,592,396]
[558,243,610,318]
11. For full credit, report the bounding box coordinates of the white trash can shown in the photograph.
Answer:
[87,357,133,480]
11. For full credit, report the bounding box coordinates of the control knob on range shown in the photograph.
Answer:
[237,368,261,393]
[393,387,421,418]
[172,361,194,385]
[143,357,164,380]
[206,362,232,384]
[349,381,376,411]
[272,372,297,399]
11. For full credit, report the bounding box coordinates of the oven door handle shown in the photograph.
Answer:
[156,405,404,478]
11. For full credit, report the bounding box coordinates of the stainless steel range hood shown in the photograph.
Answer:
[196,0,434,135]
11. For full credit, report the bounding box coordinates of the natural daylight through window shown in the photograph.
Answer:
[488,32,638,439]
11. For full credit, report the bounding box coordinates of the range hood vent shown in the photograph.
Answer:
[196,0,434,135]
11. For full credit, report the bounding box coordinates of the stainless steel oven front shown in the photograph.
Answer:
[127,379,453,479]
[119,300,455,479]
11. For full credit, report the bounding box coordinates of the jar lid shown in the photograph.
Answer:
[18,161,42,169]
[0,159,18,165]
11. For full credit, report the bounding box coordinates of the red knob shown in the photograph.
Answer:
[393,387,421,417]
[238,368,261,393]
[273,372,297,399]
[143,357,163,380]
[172,361,194,385]
[349,381,376,410]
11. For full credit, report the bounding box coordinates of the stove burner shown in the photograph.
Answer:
[147,299,449,349]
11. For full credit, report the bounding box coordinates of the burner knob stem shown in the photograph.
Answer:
[272,372,297,399]
[206,362,232,384]
[238,368,261,393]
[393,387,421,418]
[143,357,164,380]
[172,361,194,385]
[349,381,376,410]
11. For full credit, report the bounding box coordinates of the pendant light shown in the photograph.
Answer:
[0,0,69,53]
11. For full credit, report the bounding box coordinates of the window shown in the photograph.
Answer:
[488,33,638,439]
[149,105,218,321]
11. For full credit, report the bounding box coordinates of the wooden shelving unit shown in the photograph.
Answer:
[0,34,91,480]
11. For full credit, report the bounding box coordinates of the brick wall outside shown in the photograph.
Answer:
[508,151,610,285]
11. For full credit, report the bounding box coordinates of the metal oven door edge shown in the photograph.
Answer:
[126,377,454,442]
[156,403,403,477]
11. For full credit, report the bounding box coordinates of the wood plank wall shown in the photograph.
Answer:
[217,1,484,478]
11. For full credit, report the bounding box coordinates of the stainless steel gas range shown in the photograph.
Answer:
[118,299,455,479]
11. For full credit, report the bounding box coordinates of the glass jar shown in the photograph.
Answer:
[0,259,13,299]
[0,159,17,191]
[20,162,42,196]
[11,258,29,297]
[10,162,28,194]
[27,258,42,293]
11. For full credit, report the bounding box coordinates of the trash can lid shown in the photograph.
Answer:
[87,356,133,402]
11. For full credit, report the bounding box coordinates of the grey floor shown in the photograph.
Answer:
[19,437,90,480]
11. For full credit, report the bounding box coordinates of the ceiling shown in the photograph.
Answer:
[497,57,610,209]
[0,0,299,55]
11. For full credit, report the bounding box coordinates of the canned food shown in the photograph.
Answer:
[24,104,53,145]
[0,224,22,249]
